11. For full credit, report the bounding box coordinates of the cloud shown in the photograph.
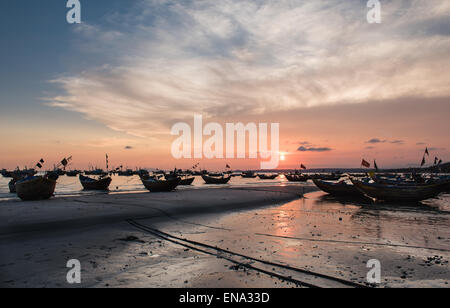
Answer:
[298,146,332,152]
[390,140,405,145]
[366,138,404,145]
[365,146,375,150]
[366,138,386,144]
[47,0,450,139]
[124,146,133,150]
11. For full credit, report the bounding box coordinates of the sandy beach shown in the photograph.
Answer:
[1,185,449,288]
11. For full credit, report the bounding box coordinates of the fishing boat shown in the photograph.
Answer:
[141,177,180,192]
[79,174,112,191]
[241,171,257,178]
[258,174,279,180]
[285,174,309,182]
[350,178,444,202]
[8,179,16,193]
[313,179,362,197]
[179,176,195,186]
[201,174,231,185]
[208,172,224,177]
[66,170,80,177]
[163,173,195,186]
[15,175,57,201]
[118,169,134,176]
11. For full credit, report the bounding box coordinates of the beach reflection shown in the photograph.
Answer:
[168,190,450,286]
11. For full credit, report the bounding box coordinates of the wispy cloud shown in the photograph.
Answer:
[366,138,386,144]
[390,140,405,145]
[48,0,450,139]
[298,146,332,152]
[366,138,404,145]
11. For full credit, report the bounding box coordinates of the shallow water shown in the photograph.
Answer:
[154,191,450,287]
[0,174,314,201]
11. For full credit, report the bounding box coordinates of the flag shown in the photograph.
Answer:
[421,156,426,167]
[434,157,438,165]
[301,164,307,170]
[226,164,231,169]
[374,160,379,171]
[425,147,430,156]
[36,158,45,169]
[438,159,442,165]
[361,159,371,168]
[61,158,68,167]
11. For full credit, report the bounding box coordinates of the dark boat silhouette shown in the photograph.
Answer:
[257,174,279,180]
[202,174,231,184]
[79,174,112,191]
[313,179,362,197]
[179,177,195,185]
[285,174,309,182]
[15,175,57,201]
[141,177,180,192]
[241,171,257,178]
[350,178,444,202]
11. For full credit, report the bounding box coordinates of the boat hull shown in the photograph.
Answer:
[142,178,180,192]
[202,175,231,185]
[351,179,443,202]
[285,174,308,182]
[79,175,112,191]
[258,174,279,180]
[313,179,362,197]
[179,177,195,186]
[15,177,56,201]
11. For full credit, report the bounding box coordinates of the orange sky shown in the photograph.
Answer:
[1,1,449,170]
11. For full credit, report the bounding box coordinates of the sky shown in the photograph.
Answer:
[1,0,449,170]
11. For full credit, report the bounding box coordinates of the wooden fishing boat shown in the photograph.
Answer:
[141,177,180,192]
[285,174,309,182]
[208,172,224,177]
[179,177,195,186]
[258,174,279,180]
[79,174,112,191]
[241,171,257,178]
[313,179,362,197]
[66,170,80,177]
[202,174,231,185]
[15,176,57,201]
[8,179,16,193]
[350,178,443,202]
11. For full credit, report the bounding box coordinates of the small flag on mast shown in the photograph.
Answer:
[300,164,307,170]
[374,160,379,171]
[36,158,45,169]
[361,159,371,168]
[425,147,430,156]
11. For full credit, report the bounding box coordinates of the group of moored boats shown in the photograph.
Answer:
[4,166,448,203]
[312,173,450,202]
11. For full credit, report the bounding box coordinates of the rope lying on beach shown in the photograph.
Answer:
[127,219,370,289]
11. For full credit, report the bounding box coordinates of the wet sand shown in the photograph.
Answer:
[0,186,449,288]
